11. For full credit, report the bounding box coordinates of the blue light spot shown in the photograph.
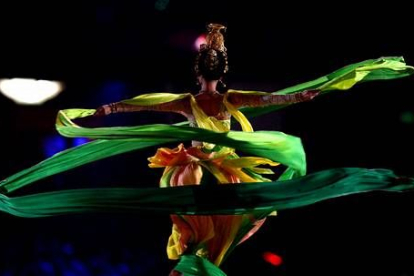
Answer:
[40,261,54,274]
[119,263,130,274]
[73,137,90,147]
[43,135,67,157]
[71,259,87,273]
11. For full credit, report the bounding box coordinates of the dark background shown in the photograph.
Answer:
[0,1,414,275]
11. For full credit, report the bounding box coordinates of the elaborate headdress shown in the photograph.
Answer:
[194,23,229,81]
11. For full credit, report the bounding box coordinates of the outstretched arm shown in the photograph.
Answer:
[94,98,191,116]
[228,90,319,108]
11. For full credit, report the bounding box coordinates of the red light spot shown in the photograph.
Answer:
[263,251,283,266]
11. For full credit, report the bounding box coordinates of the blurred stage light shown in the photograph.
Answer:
[73,137,90,147]
[155,0,170,11]
[43,135,67,158]
[263,251,283,266]
[194,34,206,51]
[0,78,63,105]
[400,111,414,124]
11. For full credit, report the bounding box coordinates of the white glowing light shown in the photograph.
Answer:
[0,78,63,105]
[194,34,206,51]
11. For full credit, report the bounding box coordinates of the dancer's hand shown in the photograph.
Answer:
[94,105,111,116]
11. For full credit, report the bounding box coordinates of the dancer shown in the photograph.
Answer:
[95,23,319,275]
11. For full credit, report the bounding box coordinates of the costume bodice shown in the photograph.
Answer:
[185,92,254,150]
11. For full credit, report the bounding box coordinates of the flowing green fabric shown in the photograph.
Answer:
[0,57,411,216]
[0,125,305,193]
[0,168,412,218]
[240,56,414,118]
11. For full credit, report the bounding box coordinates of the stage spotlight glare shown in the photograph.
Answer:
[0,78,64,105]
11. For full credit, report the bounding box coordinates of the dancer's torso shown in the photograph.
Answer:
[187,92,231,147]
[192,92,230,119]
